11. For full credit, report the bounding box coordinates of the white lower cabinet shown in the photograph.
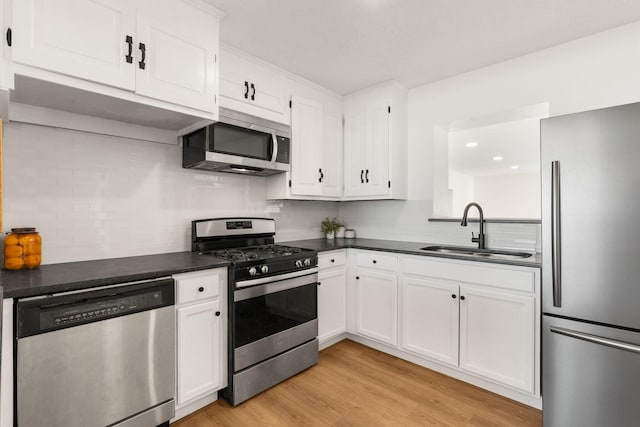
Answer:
[399,255,539,399]
[459,285,535,393]
[400,276,459,366]
[356,269,398,346]
[353,251,399,346]
[318,251,347,344]
[176,299,223,404]
[173,267,227,418]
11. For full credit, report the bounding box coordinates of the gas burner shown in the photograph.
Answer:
[263,245,302,256]
[212,249,260,261]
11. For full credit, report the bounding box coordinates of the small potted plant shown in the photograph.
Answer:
[321,217,342,239]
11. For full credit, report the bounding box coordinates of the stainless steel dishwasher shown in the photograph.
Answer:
[16,278,175,427]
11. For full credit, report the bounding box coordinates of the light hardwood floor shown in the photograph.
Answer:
[172,340,542,426]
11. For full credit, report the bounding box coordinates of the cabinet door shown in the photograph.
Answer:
[365,103,390,196]
[176,299,222,405]
[318,267,347,343]
[321,114,343,197]
[355,268,398,346]
[12,0,136,90]
[135,0,218,112]
[343,106,367,196]
[459,286,535,393]
[400,276,459,366]
[290,95,323,196]
[219,49,287,122]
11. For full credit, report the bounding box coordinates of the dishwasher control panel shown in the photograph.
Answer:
[16,278,175,338]
[45,292,160,328]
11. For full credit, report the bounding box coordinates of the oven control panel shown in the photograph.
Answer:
[235,256,318,282]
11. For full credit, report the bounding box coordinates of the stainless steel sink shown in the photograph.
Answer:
[420,245,534,259]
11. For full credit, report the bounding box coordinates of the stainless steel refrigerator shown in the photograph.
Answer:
[541,102,640,426]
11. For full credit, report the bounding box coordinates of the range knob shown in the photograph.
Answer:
[295,259,303,268]
[248,266,258,276]
[303,258,311,267]
[261,265,269,274]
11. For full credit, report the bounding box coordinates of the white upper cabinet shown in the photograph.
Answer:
[266,74,343,201]
[290,95,324,196]
[7,0,222,137]
[343,81,408,200]
[11,0,136,90]
[219,46,288,124]
[134,0,219,112]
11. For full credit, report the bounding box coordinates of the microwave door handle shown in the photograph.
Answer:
[271,132,278,162]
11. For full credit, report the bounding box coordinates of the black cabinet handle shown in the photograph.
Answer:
[125,35,133,63]
[451,294,457,299]
[318,168,324,183]
[198,286,204,292]
[360,170,364,183]
[244,81,249,99]
[460,295,466,301]
[250,83,255,100]
[138,42,146,70]
[215,311,221,316]
[365,169,369,183]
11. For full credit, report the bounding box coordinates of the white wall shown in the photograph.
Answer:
[473,173,540,219]
[2,123,338,264]
[409,20,640,202]
[341,20,640,251]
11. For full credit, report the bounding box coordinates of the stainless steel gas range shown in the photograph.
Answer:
[192,217,319,405]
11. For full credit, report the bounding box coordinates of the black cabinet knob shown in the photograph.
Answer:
[331,259,335,263]
[215,311,221,316]
[356,276,360,280]
[460,295,466,301]
[372,260,377,264]
[317,282,322,286]
[198,287,204,292]
[451,294,457,299]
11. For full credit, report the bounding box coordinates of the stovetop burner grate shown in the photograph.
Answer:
[207,244,306,262]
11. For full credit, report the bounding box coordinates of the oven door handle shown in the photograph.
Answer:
[234,270,319,302]
[235,267,318,288]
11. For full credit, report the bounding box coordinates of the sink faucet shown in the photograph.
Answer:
[461,202,486,249]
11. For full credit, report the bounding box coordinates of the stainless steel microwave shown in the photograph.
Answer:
[182,108,290,176]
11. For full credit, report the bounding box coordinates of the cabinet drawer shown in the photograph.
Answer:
[356,251,398,271]
[318,250,346,269]
[403,257,536,293]
[174,268,225,305]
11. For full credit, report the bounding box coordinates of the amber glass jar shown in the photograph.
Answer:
[4,227,42,270]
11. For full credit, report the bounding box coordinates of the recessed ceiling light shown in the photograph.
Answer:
[511,165,519,169]
[465,141,478,148]
[493,156,503,161]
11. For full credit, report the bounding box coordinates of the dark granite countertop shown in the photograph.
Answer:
[280,238,542,268]
[1,252,230,298]
[0,238,540,299]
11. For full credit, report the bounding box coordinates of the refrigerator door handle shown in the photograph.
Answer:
[550,326,640,355]
[551,160,562,307]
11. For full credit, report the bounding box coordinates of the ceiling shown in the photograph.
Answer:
[205,0,640,95]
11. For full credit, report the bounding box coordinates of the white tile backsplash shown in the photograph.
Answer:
[3,123,339,264]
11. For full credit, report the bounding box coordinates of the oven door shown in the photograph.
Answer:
[233,272,318,371]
